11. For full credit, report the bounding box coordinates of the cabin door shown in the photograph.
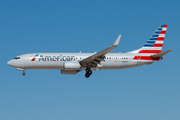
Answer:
[137,55,141,63]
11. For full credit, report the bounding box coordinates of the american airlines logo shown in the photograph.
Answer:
[31,54,39,61]
[38,55,75,61]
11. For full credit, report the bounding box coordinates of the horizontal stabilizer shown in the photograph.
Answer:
[151,49,172,58]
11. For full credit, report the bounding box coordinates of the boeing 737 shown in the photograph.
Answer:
[7,25,172,78]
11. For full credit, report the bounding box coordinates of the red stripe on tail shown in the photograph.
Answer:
[164,25,168,28]
[138,50,161,53]
[153,44,163,47]
[160,31,166,34]
[157,37,164,40]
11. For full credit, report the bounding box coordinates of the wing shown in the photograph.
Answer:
[79,35,121,67]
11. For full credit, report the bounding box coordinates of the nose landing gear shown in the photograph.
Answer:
[22,71,26,76]
[16,68,26,76]
[85,68,92,78]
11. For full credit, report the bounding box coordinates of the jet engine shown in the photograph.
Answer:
[63,62,81,70]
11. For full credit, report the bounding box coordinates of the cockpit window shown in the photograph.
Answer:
[13,57,20,59]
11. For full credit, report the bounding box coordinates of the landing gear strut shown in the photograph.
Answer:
[85,67,92,78]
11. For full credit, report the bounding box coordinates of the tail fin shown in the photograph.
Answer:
[128,24,168,54]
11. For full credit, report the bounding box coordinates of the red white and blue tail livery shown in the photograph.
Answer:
[7,25,172,78]
[129,24,170,61]
[130,24,167,54]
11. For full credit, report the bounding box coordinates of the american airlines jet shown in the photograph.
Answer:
[7,25,172,78]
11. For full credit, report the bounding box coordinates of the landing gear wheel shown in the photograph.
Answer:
[85,67,92,78]
[85,73,90,78]
[22,72,26,76]
[88,70,92,75]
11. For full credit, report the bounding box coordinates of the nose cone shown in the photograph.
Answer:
[7,60,13,67]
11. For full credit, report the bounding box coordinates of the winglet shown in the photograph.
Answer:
[113,35,121,46]
[151,49,172,58]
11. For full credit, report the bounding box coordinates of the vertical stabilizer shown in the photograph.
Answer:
[128,24,168,54]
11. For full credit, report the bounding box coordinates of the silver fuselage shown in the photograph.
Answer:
[7,53,156,71]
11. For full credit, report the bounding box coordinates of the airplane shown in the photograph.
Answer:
[7,24,172,78]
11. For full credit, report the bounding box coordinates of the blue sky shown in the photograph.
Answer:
[0,0,180,120]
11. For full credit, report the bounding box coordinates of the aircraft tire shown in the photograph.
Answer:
[22,72,26,76]
[88,70,92,75]
[85,73,90,78]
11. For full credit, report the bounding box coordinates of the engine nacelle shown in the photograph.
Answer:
[61,70,79,74]
[63,62,81,70]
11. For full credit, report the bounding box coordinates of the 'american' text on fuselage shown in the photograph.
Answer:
[39,55,75,61]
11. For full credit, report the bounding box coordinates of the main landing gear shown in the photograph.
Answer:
[85,68,92,78]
